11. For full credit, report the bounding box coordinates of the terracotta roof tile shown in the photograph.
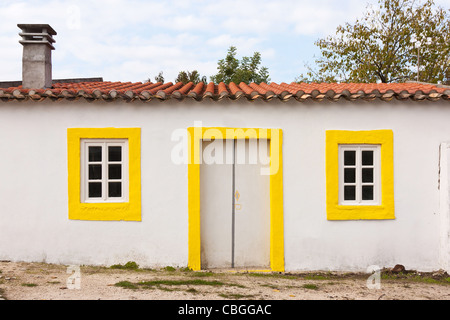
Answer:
[0,81,449,102]
[178,82,194,95]
[218,82,227,94]
[238,82,254,95]
[228,82,243,96]
[204,82,215,94]
[188,82,203,97]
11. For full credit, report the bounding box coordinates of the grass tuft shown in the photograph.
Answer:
[302,284,319,290]
[163,266,176,272]
[110,261,139,270]
[21,283,38,287]
[218,293,254,299]
[114,281,138,289]
[115,278,246,291]
[139,279,227,287]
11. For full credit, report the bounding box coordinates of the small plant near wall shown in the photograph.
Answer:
[110,261,139,270]
[163,266,176,272]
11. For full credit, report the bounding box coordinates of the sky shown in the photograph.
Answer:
[0,0,448,84]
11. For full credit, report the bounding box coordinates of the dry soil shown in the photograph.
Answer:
[0,261,449,300]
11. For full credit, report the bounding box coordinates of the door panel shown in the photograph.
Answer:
[200,140,233,269]
[234,139,270,268]
[200,139,270,269]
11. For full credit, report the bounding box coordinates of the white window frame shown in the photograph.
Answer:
[80,139,129,203]
[339,144,381,206]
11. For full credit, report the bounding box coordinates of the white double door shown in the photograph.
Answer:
[200,139,270,269]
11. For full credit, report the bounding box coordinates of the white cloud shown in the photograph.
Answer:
[198,0,370,36]
[206,34,264,52]
[0,0,391,83]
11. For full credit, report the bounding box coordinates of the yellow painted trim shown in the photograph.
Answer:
[67,127,141,221]
[326,130,395,220]
[187,127,284,272]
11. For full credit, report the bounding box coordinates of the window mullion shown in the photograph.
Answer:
[356,147,362,203]
[102,142,107,201]
[339,147,344,204]
[376,147,381,203]
[84,142,88,202]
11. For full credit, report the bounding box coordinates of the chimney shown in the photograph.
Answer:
[18,24,56,89]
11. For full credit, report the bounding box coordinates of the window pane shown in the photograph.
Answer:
[108,146,122,162]
[344,186,356,201]
[362,186,374,200]
[89,146,102,162]
[344,150,356,165]
[108,164,122,180]
[344,168,356,183]
[362,168,374,183]
[88,164,102,180]
[362,151,373,165]
[108,182,122,197]
[88,182,102,198]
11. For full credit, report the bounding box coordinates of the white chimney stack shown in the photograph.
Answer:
[18,24,57,89]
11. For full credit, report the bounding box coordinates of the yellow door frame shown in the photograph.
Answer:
[187,127,284,271]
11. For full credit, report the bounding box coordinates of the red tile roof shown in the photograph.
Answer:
[0,81,449,102]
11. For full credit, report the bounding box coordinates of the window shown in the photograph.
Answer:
[326,130,394,220]
[81,139,128,203]
[339,145,380,205]
[67,128,141,221]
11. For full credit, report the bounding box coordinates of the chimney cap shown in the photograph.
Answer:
[18,24,56,50]
[17,24,57,35]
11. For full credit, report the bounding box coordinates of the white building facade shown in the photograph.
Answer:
[0,94,449,273]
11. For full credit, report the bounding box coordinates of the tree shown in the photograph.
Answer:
[154,71,165,83]
[210,46,270,84]
[297,0,449,84]
[175,70,207,84]
[146,71,165,83]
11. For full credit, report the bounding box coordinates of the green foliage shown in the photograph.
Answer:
[181,267,193,272]
[21,283,38,287]
[218,293,255,299]
[210,46,270,84]
[110,261,139,270]
[189,271,215,277]
[115,281,138,289]
[298,0,450,83]
[302,283,319,290]
[163,266,176,272]
[175,70,207,84]
[246,272,297,279]
[114,278,245,291]
[139,279,227,287]
[148,71,164,83]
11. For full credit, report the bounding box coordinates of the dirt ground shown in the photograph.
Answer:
[0,261,449,300]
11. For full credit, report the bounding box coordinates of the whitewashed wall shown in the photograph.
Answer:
[0,98,449,272]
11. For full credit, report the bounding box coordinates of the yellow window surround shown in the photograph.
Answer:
[326,129,395,220]
[67,127,141,221]
[187,127,284,272]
